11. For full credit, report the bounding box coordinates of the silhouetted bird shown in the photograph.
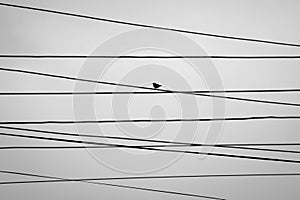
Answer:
[152,82,162,89]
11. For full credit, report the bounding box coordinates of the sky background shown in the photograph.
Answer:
[0,0,300,199]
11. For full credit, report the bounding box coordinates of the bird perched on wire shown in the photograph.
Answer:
[152,82,162,89]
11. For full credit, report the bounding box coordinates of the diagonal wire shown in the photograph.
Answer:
[0,2,299,48]
[1,131,300,164]
[0,67,299,107]
[1,145,300,154]
[1,172,300,185]
[0,116,300,125]
[1,125,300,154]
[0,170,224,200]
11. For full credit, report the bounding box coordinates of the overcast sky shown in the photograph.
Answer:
[0,1,300,199]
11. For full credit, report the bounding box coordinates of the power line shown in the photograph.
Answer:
[0,145,185,149]
[0,93,299,107]
[1,92,299,107]
[1,67,299,108]
[1,88,300,96]
[0,144,208,149]
[213,146,300,154]
[1,55,300,59]
[1,125,300,156]
[1,125,300,149]
[1,131,300,164]
[0,2,299,48]
[1,145,300,154]
[0,170,223,200]
[1,172,300,185]
[0,116,300,125]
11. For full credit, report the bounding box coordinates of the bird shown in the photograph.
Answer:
[152,82,162,89]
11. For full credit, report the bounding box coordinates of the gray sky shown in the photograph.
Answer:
[0,0,300,199]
